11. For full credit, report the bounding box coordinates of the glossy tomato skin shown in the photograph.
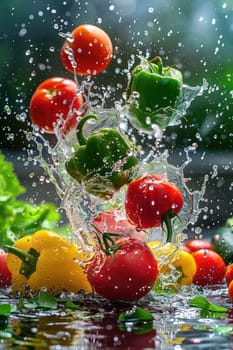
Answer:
[184,239,214,253]
[226,264,233,286]
[0,252,12,288]
[92,209,145,241]
[60,24,113,76]
[125,174,183,230]
[192,249,226,286]
[87,237,159,302]
[30,77,83,133]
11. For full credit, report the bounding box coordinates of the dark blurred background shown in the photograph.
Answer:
[0,0,232,234]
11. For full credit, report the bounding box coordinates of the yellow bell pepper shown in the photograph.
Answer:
[148,241,197,287]
[4,230,92,295]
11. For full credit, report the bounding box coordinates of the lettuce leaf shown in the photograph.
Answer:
[0,151,60,246]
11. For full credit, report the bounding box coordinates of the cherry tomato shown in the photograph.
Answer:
[125,174,183,230]
[92,209,145,241]
[228,279,233,303]
[192,249,226,286]
[0,252,12,288]
[226,264,233,286]
[60,24,113,76]
[86,237,159,302]
[30,77,83,133]
[184,239,214,253]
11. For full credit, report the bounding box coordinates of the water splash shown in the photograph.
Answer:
[27,75,208,253]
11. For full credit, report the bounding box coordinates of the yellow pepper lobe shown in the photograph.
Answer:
[147,241,197,287]
[7,230,92,295]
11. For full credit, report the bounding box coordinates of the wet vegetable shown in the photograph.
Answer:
[4,230,91,295]
[92,209,145,241]
[86,235,159,302]
[118,307,153,334]
[66,114,138,198]
[125,174,183,241]
[29,77,83,133]
[126,56,183,131]
[228,280,233,303]
[0,252,11,288]
[192,249,226,286]
[184,239,214,253]
[189,296,227,318]
[225,263,233,286]
[148,241,197,287]
[212,219,233,264]
[0,151,60,246]
[60,24,113,76]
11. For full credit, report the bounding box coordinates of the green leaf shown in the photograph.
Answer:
[65,301,80,310]
[0,152,25,199]
[189,296,209,309]
[226,217,233,232]
[18,299,38,310]
[212,324,233,335]
[118,307,154,335]
[118,307,153,323]
[189,295,227,318]
[0,330,13,339]
[0,151,60,247]
[0,304,11,316]
[37,291,58,309]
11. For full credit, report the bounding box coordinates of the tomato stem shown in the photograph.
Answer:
[90,224,123,258]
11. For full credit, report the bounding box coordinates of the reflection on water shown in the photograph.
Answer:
[1,285,233,349]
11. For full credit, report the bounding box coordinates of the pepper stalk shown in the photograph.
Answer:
[3,245,39,279]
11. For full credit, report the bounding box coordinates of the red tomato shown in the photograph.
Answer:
[226,264,233,286]
[60,24,113,76]
[0,252,12,288]
[228,280,233,303]
[30,77,83,133]
[192,249,226,286]
[125,174,183,230]
[184,239,214,253]
[86,237,159,302]
[92,209,145,241]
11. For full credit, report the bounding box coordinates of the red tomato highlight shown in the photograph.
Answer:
[30,77,83,133]
[125,174,183,230]
[60,24,113,76]
[87,237,159,302]
[192,249,226,286]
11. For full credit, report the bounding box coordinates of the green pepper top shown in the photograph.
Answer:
[66,114,138,198]
[127,56,183,132]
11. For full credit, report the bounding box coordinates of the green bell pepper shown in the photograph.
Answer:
[212,218,233,265]
[65,114,138,198]
[126,56,183,132]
